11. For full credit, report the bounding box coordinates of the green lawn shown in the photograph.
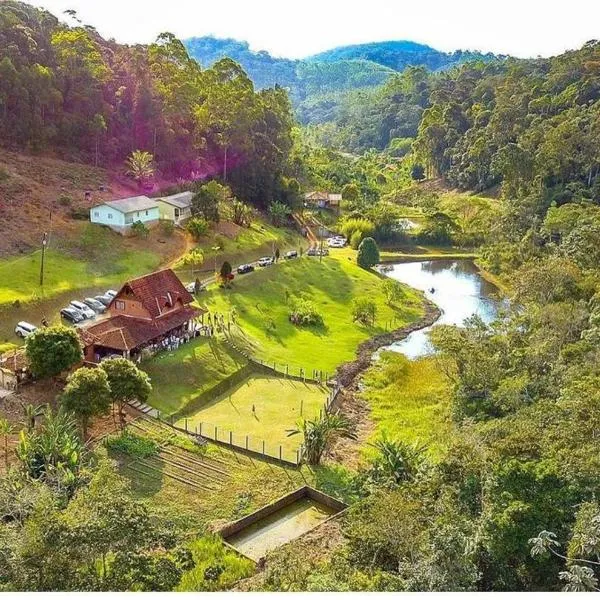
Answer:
[142,336,247,416]
[360,351,454,460]
[200,248,424,373]
[0,247,161,307]
[177,373,328,458]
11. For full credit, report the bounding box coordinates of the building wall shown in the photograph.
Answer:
[90,205,126,226]
[110,297,152,319]
[123,206,160,225]
[156,201,191,223]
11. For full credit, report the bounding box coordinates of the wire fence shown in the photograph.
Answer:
[168,417,304,466]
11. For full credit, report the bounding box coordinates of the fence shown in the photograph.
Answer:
[165,416,304,466]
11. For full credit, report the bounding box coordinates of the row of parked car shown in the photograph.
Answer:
[14,289,118,337]
[327,235,347,248]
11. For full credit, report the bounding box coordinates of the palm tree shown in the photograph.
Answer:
[125,150,155,187]
[288,412,356,465]
[0,417,13,470]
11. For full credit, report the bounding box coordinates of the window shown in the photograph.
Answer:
[174,208,180,218]
[115,300,125,310]
[108,213,113,220]
[94,211,99,217]
[145,210,149,216]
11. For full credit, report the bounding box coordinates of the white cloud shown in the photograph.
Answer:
[25,0,600,58]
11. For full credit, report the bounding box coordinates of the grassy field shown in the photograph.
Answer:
[201,248,424,373]
[360,351,453,460]
[178,373,328,456]
[142,337,247,416]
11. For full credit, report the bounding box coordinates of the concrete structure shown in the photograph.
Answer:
[156,191,193,224]
[90,195,160,233]
[80,268,203,363]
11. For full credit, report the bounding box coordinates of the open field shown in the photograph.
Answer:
[360,351,453,460]
[201,248,425,373]
[142,337,248,416]
[177,373,328,456]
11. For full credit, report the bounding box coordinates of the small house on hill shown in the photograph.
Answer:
[156,191,193,224]
[304,191,342,209]
[90,195,160,233]
[80,268,204,363]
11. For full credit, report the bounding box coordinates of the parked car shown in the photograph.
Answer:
[327,237,346,248]
[237,263,255,274]
[105,289,118,298]
[95,293,114,306]
[60,307,85,324]
[284,250,298,259]
[70,300,96,319]
[185,282,205,294]
[83,297,106,313]
[15,321,37,338]
[257,256,274,267]
[306,247,317,256]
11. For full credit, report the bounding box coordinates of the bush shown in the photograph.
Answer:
[352,297,377,326]
[70,207,90,220]
[159,219,175,236]
[186,217,209,241]
[105,430,159,458]
[58,194,73,206]
[350,230,363,249]
[357,237,380,269]
[131,220,149,238]
[381,279,405,304]
[289,297,324,327]
[341,218,375,241]
[176,248,204,269]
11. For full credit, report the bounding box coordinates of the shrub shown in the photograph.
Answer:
[381,279,405,304]
[105,430,159,458]
[289,297,324,327]
[357,237,380,269]
[350,230,363,249]
[58,194,73,206]
[176,248,204,269]
[186,217,209,240]
[131,220,149,238]
[341,218,375,241]
[70,207,90,220]
[159,219,175,236]
[352,297,377,326]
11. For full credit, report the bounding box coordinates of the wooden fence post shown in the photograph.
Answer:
[214,425,217,440]
[229,431,233,445]
[262,440,265,456]
[245,435,249,450]
[279,445,282,462]
[199,422,202,436]
[185,418,188,432]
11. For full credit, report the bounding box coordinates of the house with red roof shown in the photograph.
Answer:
[81,269,204,363]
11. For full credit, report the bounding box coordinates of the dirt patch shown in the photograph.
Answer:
[329,300,441,467]
[215,221,243,239]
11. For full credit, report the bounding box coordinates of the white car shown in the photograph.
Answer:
[15,321,37,338]
[105,289,118,298]
[70,300,96,320]
[257,256,274,267]
[327,237,346,248]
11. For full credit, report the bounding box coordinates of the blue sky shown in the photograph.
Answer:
[25,0,600,58]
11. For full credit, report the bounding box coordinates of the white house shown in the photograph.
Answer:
[90,196,160,233]
[156,191,193,224]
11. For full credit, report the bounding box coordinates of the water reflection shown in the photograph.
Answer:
[382,260,506,359]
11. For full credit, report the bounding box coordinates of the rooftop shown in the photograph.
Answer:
[159,191,194,209]
[101,195,159,214]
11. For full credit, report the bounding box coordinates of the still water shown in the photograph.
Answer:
[381,260,506,359]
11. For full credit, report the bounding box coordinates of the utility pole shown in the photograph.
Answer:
[39,231,48,287]
[223,146,228,182]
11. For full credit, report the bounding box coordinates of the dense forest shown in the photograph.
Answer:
[0,1,294,207]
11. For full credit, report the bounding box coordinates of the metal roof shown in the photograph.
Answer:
[102,195,158,214]
[158,191,193,209]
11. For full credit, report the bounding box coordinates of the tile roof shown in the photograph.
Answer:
[0,349,29,372]
[81,306,203,352]
[101,195,158,214]
[111,268,194,319]
[159,191,193,209]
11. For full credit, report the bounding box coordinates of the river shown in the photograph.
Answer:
[380,259,507,359]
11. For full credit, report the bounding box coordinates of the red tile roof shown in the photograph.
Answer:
[110,268,194,319]
[81,306,203,352]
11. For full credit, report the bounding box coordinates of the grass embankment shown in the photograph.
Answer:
[180,373,328,455]
[142,336,247,416]
[360,351,454,460]
[0,223,184,308]
[379,246,478,263]
[202,248,424,373]
[174,218,305,279]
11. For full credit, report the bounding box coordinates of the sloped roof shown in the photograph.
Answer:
[101,196,158,214]
[81,306,203,352]
[0,349,29,373]
[111,268,194,319]
[159,191,193,209]
[304,191,330,201]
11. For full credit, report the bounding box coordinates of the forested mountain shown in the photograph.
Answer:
[183,36,501,131]
[0,1,295,207]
